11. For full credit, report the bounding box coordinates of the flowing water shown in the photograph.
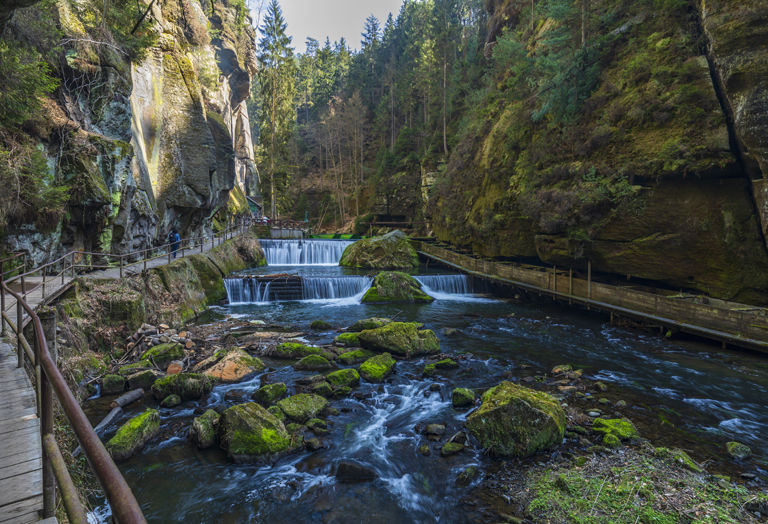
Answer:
[92,240,768,522]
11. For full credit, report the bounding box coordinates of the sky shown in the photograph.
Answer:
[255,0,405,53]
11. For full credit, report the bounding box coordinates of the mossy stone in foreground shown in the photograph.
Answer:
[452,387,475,408]
[465,381,565,457]
[106,409,161,461]
[310,320,332,330]
[725,441,752,460]
[592,418,639,440]
[161,394,181,408]
[359,353,396,382]
[151,373,213,400]
[271,342,323,359]
[293,354,335,371]
[219,402,293,462]
[190,409,220,448]
[337,349,373,365]
[326,368,360,388]
[117,361,153,376]
[334,332,361,347]
[358,322,440,358]
[339,230,418,269]
[102,374,125,395]
[142,342,184,369]
[253,382,287,405]
[361,271,434,304]
[423,358,459,376]
[276,394,329,422]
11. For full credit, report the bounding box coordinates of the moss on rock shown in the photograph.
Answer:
[423,358,459,376]
[101,374,125,395]
[337,349,373,365]
[142,342,184,369]
[348,318,392,331]
[253,382,287,405]
[160,394,182,408]
[276,394,328,422]
[310,320,332,330]
[465,381,565,457]
[334,332,361,347]
[592,418,639,441]
[218,402,293,462]
[339,230,418,269]
[359,353,396,382]
[190,409,220,449]
[293,354,335,371]
[358,322,440,357]
[106,409,161,461]
[725,441,752,460]
[326,368,360,388]
[271,342,323,359]
[361,271,434,304]
[126,369,162,390]
[452,387,475,408]
[151,373,213,400]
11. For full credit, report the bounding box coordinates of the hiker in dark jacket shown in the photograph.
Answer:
[169,229,181,259]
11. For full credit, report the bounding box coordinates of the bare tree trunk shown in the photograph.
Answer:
[531,0,534,32]
[581,0,587,47]
[442,59,448,155]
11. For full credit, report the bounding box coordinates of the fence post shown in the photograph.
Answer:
[71,253,75,280]
[119,255,124,279]
[20,273,26,299]
[0,260,5,337]
[35,320,56,517]
[16,300,23,368]
[42,269,46,300]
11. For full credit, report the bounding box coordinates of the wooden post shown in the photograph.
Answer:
[36,329,56,517]
[143,253,147,273]
[553,265,557,295]
[20,273,26,299]
[119,256,123,279]
[587,260,592,299]
[17,300,23,368]
[42,270,46,300]
[71,253,75,280]
[568,268,573,305]
[0,260,5,337]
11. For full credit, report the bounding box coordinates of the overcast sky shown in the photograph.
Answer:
[255,0,404,53]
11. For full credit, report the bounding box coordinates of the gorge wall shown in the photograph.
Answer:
[1,0,259,264]
[428,0,768,304]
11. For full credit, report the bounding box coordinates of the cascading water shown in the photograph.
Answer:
[224,276,372,303]
[260,239,354,266]
[415,274,473,294]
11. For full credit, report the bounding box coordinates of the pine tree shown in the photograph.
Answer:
[257,0,296,219]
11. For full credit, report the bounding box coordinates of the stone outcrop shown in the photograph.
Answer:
[358,322,440,358]
[465,381,565,457]
[218,402,294,463]
[106,409,161,461]
[339,231,418,269]
[361,272,434,304]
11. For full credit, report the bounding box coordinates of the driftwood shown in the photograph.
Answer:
[73,406,122,457]
[110,388,144,409]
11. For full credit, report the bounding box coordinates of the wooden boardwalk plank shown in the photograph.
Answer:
[0,469,42,508]
[0,496,43,523]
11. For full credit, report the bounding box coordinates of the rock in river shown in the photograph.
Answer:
[339,230,418,269]
[106,409,161,461]
[218,402,294,462]
[335,461,377,483]
[358,322,439,358]
[276,394,329,422]
[361,271,434,304]
[465,381,565,457]
[151,373,214,401]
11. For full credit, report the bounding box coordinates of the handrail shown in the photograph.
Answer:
[0,215,256,521]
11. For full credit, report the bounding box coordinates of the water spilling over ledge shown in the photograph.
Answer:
[224,275,372,303]
[260,239,354,266]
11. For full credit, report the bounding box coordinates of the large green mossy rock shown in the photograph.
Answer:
[253,383,287,405]
[358,322,440,357]
[102,374,125,395]
[592,418,639,441]
[293,354,335,371]
[151,373,213,400]
[465,381,565,457]
[142,343,184,369]
[276,394,328,422]
[339,230,418,269]
[218,402,293,462]
[337,349,373,365]
[190,409,220,449]
[326,368,360,388]
[358,353,396,382]
[106,409,161,461]
[348,318,392,332]
[361,272,434,304]
[334,332,361,347]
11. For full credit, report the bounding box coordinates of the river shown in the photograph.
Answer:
[93,239,768,522]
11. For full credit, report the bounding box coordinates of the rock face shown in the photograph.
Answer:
[339,231,418,269]
[218,402,294,462]
[358,322,440,358]
[106,409,161,461]
[465,381,565,457]
[361,272,434,304]
[2,0,259,261]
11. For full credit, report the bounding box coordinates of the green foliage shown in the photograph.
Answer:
[70,0,158,60]
[0,41,58,128]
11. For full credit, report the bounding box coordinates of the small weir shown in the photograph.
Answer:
[415,274,473,294]
[224,274,372,303]
[259,239,354,266]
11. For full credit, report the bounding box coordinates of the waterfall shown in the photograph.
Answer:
[302,277,372,300]
[415,275,473,295]
[260,240,354,266]
[224,276,372,304]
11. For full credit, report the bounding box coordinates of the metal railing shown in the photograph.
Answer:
[0,216,256,521]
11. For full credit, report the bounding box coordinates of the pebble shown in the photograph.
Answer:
[587,411,601,417]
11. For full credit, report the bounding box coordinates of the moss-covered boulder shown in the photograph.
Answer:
[452,387,475,408]
[348,318,392,332]
[726,441,752,460]
[142,343,184,369]
[359,353,396,382]
[253,382,287,405]
[592,418,639,441]
[106,409,161,461]
[161,394,182,408]
[334,332,361,347]
[311,381,334,397]
[267,405,285,421]
[117,361,153,376]
[101,374,125,395]
[337,349,373,365]
[339,230,418,269]
[151,373,213,401]
[310,320,332,330]
[465,381,566,457]
[293,354,335,371]
[126,370,162,390]
[326,368,360,388]
[190,409,220,449]
[218,402,293,462]
[361,272,434,304]
[358,322,440,357]
[270,342,323,359]
[276,394,328,422]
[202,348,264,383]
[423,358,459,376]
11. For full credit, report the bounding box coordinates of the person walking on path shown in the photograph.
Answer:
[169,229,181,259]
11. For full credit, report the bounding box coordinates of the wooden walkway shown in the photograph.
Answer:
[0,340,42,523]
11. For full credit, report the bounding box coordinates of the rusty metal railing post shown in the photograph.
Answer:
[0,260,5,337]
[16,299,23,368]
[119,255,124,279]
[36,327,56,517]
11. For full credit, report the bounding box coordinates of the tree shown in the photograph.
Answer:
[257,0,296,218]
